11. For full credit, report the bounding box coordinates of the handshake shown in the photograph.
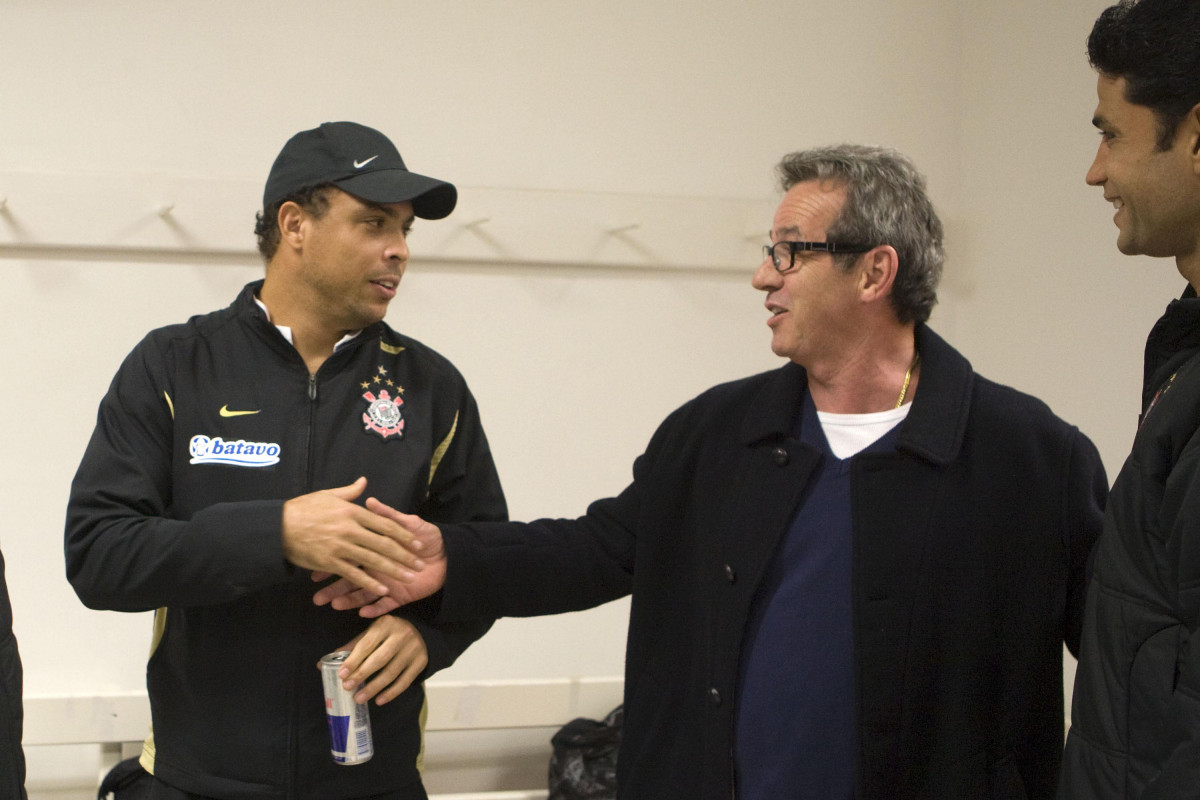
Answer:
[278,476,447,617]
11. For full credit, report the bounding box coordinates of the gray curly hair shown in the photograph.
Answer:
[776,144,943,324]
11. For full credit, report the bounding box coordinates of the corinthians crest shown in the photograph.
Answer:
[361,366,406,440]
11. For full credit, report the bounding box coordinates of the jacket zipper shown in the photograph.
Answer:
[305,373,318,492]
[287,371,320,800]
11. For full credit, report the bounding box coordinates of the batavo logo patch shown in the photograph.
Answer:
[189,435,281,467]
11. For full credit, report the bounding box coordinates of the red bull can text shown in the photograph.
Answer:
[321,650,374,765]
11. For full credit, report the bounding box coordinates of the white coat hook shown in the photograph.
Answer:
[0,197,8,212]
[462,217,491,229]
[156,203,176,218]
[606,223,641,235]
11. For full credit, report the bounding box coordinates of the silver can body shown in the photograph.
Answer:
[321,650,374,765]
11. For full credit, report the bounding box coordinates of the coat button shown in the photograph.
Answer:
[724,564,736,583]
[709,688,722,707]
[772,446,789,466]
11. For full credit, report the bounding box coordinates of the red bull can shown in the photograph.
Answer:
[321,650,374,765]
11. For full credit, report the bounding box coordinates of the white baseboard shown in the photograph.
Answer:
[24,676,622,746]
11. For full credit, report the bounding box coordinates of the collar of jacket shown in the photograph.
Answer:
[737,323,974,467]
[233,279,385,354]
[1142,283,1200,403]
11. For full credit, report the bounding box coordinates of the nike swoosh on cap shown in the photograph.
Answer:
[353,155,379,169]
[220,405,261,417]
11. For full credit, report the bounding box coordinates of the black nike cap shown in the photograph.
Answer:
[262,121,457,220]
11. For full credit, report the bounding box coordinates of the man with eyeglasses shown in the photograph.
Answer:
[315,144,1107,799]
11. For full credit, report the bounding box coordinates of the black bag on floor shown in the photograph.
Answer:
[547,705,621,800]
[98,756,152,800]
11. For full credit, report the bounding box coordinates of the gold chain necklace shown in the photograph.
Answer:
[895,352,921,408]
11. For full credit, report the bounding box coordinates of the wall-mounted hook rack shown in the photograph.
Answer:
[0,170,773,272]
[605,223,641,235]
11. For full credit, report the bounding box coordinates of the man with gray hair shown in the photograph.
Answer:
[318,145,1107,799]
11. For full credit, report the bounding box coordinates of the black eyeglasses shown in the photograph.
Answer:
[763,240,875,273]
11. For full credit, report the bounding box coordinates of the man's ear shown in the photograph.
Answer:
[1187,103,1200,174]
[277,201,307,251]
[858,245,899,305]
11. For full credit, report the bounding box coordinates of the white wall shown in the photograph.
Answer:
[0,0,1176,795]
[955,0,1182,464]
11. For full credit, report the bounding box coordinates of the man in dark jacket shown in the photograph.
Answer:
[65,122,507,800]
[1059,2,1200,798]
[0,547,26,800]
[319,144,1107,799]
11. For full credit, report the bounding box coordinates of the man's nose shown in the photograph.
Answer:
[751,254,780,290]
[1085,145,1107,186]
[386,233,410,261]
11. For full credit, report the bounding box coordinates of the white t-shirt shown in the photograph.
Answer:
[816,403,912,460]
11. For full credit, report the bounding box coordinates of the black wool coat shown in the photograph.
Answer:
[438,324,1107,800]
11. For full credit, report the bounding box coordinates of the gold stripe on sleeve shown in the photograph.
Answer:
[416,690,428,772]
[139,607,169,774]
[428,412,459,486]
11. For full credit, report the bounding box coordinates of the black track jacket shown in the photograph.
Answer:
[66,281,507,800]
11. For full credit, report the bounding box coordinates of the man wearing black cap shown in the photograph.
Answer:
[65,122,507,800]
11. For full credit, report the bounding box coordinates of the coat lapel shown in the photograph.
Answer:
[714,364,821,642]
[851,325,975,793]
